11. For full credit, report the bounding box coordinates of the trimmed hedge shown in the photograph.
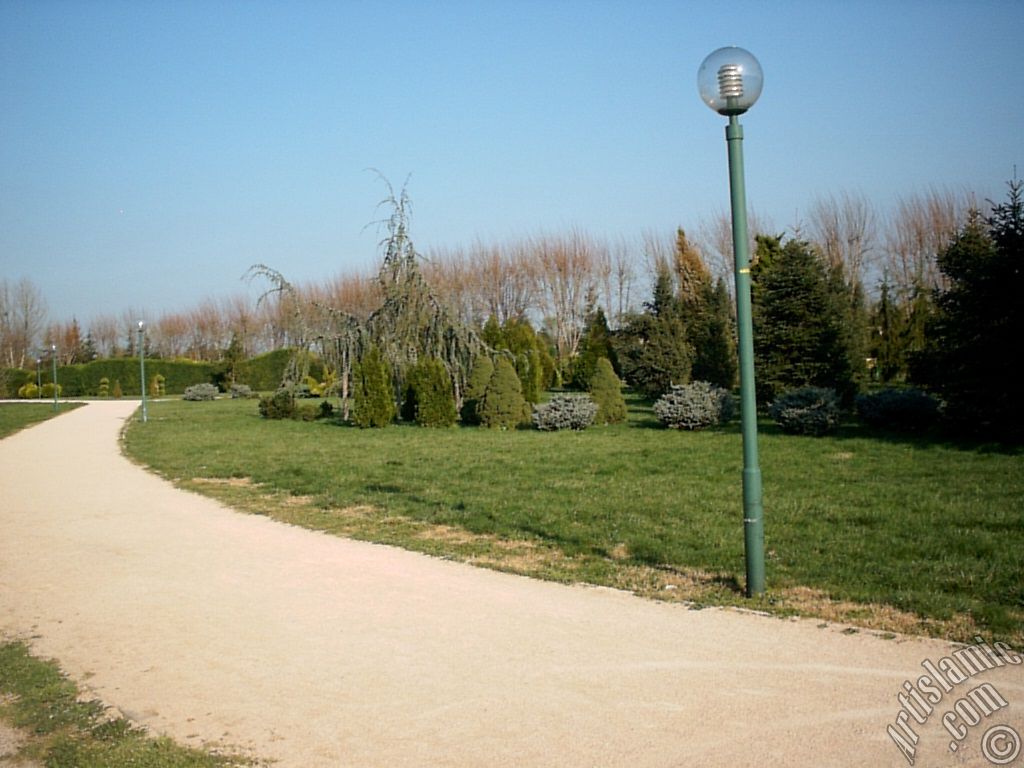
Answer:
[232,349,324,392]
[34,358,216,397]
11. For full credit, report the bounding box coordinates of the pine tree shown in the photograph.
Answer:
[573,308,618,389]
[460,356,494,425]
[477,357,528,429]
[588,356,627,424]
[351,345,395,428]
[689,277,737,389]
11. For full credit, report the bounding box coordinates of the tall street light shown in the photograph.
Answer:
[36,357,42,399]
[137,321,148,423]
[50,344,58,412]
[698,46,765,596]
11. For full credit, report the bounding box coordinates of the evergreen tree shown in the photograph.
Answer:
[751,235,861,403]
[912,181,1024,439]
[613,311,692,399]
[477,357,528,429]
[460,356,494,425]
[404,356,457,427]
[588,356,627,424]
[351,344,395,428]
[572,307,618,389]
[688,277,737,389]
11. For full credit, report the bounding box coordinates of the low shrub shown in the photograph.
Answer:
[258,388,297,420]
[477,358,529,429]
[17,382,39,399]
[770,387,840,436]
[40,382,62,399]
[230,383,255,399]
[532,394,598,431]
[588,357,627,425]
[654,381,734,430]
[97,377,110,397]
[856,387,940,431]
[182,382,219,401]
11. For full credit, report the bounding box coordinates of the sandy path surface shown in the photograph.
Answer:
[1,401,1022,767]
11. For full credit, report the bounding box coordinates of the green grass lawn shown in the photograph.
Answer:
[0,402,81,438]
[122,395,1024,644]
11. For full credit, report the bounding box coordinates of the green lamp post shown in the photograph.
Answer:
[698,46,765,596]
[50,344,58,411]
[137,321,148,423]
[36,357,41,399]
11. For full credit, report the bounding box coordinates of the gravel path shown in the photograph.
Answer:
[1,401,1021,767]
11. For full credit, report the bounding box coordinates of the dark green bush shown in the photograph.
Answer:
[233,349,324,392]
[404,357,457,427]
[258,389,297,420]
[532,394,598,431]
[588,357,627,425]
[770,387,840,436]
[182,383,219,401]
[17,382,40,399]
[351,345,395,428]
[97,377,109,397]
[40,382,62,399]
[477,358,528,430]
[53,358,214,396]
[460,356,494,425]
[654,381,735,430]
[855,387,940,431]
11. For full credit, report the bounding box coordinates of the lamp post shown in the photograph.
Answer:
[36,357,41,399]
[137,321,147,423]
[698,46,765,596]
[50,344,58,411]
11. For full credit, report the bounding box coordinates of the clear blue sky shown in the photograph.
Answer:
[2,0,1022,322]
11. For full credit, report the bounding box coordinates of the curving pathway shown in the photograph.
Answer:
[1,401,1022,767]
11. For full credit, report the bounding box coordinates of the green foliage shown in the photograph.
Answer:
[752,235,862,403]
[98,377,109,397]
[232,349,323,392]
[40,382,62,399]
[613,311,692,399]
[587,357,627,424]
[653,381,734,430]
[477,357,528,429]
[230,383,255,399]
[46,358,215,397]
[149,373,166,397]
[404,357,457,427]
[769,386,841,436]
[17,382,39,398]
[351,345,395,428]
[182,383,219,401]
[481,316,549,402]
[688,278,737,389]
[258,388,297,420]
[911,181,1024,440]
[112,380,123,399]
[856,387,940,431]
[532,394,597,431]
[573,308,618,388]
[460,356,494,425]
[1,368,32,398]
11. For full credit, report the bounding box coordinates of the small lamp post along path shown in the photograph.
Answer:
[50,344,58,411]
[698,46,765,596]
[36,357,41,399]
[138,321,147,423]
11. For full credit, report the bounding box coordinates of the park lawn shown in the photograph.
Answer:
[122,396,1024,645]
[0,402,82,438]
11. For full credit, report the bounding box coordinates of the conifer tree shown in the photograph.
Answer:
[405,356,457,427]
[588,356,627,424]
[351,344,395,428]
[477,357,528,429]
[460,356,494,425]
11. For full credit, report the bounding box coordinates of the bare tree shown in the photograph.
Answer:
[808,191,878,288]
[0,278,48,368]
[87,314,120,358]
[530,230,600,365]
[696,208,773,292]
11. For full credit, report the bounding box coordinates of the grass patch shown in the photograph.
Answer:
[0,402,82,439]
[0,640,257,767]
[122,396,1024,644]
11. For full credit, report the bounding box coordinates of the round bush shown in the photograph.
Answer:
[230,383,255,399]
[770,387,840,436]
[855,387,940,431]
[653,381,735,430]
[532,394,598,431]
[182,382,220,401]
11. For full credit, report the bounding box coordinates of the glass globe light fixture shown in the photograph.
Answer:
[697,46,763,116]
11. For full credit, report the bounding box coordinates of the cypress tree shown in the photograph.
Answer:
[588,356,627,424]
[405,357,457,427]
[351,344,395,428]
[477,357,528,429]
[460,356,494,425]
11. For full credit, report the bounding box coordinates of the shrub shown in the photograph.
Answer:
[532,394,598,431]
[150,374,166,397]
[17,382,39,399]
[404,357,457,427]
[258,388,297,420]
[588,357,627,425]
[477,358,528,430]
[230,383,255,399]
[351,345,395,428]
[97,377,110,397]
[182,382,219,401]
[40,382,62,399]
[855,387,940,431]
[654,381,735,430]
[460,356,494,425]
[112,380,123,399]
[770,387,840,436]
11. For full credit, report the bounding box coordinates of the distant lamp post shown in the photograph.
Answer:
[137,321,148,423]
[36,357,42,399]
[698,46,765,596]
[50,344,58,411]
